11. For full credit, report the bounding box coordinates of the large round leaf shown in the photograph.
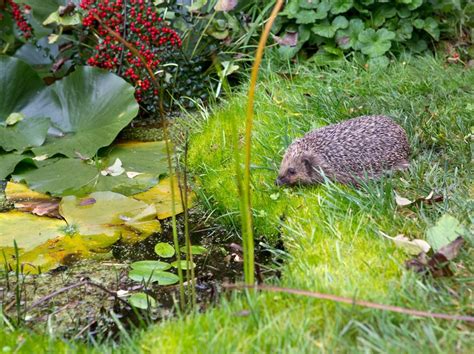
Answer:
[32,66,139,158]
[0,56,45,123]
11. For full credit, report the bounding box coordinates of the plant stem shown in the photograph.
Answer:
[92,13,186,309]
[242,0,284,286]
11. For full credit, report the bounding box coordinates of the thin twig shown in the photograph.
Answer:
[117,0,128,76]
[27,280,130,311]
[223,284,474,322]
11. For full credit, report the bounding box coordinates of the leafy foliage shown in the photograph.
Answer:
[276,0,474,67]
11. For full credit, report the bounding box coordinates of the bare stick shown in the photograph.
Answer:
[223,283,474,322]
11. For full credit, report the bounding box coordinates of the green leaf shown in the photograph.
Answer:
[314,0,331,19]
[32,66,139,158]
[171,260,196,270]
[336,18,364,50]
[408,0,423,11]
[422,17,440,40]
[43,11,81,26]
[128,269,179,285]
[312,16,347,38]
[13,158,99,196]
[128,292,157,309]
[180,245,208,255]
[426,215,467,251]
[131,260,171,272]
[358,28,395,57]
[296,10,318,25]
[280,0,300,18]
[154,242,175,258]
[331,0,353,14]
[21,0,77,23]
[299,0,319,9]
[0,153,35,179]
[0,118,50,152]
[0,56,45,124]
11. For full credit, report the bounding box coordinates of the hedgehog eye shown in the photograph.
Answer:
[288,168,296,175]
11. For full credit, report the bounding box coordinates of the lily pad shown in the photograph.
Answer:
[0,117,51,152]
[0,57,45,124]
[128,292,157,309]
[0,153,35,179]
[154,242,175,258]
[59,191,159,247]
[133,176,194,219]
[180,245,208,255]
[131,260,171,272]
[32,66,139,158]
[171,260,196,270]
[128,269,179,285]
[13,141,171,197]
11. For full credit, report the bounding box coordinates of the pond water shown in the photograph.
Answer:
[0,206,280,342]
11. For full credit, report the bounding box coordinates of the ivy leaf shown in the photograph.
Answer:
[357,28,395,57]
[330,0,353,14]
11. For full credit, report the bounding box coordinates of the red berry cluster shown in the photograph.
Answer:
[4,0,32,39]
[80,0,182,105]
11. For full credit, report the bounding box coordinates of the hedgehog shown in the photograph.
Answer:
[275,115,410,186]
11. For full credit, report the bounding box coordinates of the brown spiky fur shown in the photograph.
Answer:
[276,115,410,186]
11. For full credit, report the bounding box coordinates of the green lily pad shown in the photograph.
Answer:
[13,158,99,196]
[0,117,51,152]
[171,260,196,270]
[13,141,171,197]
[180,245,208,255]
[32,66,139,158]
[154,242,175,258]
[131,260,171,272]
[128,292,157,309]
[0,56,45,123]
[128,269,179,285]
[0,153,35,179]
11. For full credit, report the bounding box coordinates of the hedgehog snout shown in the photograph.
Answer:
[275,176,288,186]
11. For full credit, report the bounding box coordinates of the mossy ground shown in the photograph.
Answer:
[2,57,473,352]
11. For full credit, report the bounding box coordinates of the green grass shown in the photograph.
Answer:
[2,57,473,352]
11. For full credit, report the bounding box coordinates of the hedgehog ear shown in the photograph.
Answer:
[302,154,314,175]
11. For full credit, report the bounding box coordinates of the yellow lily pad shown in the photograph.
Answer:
[5,182,60,217]
[60,191,161,246]
[133,176,194,219]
